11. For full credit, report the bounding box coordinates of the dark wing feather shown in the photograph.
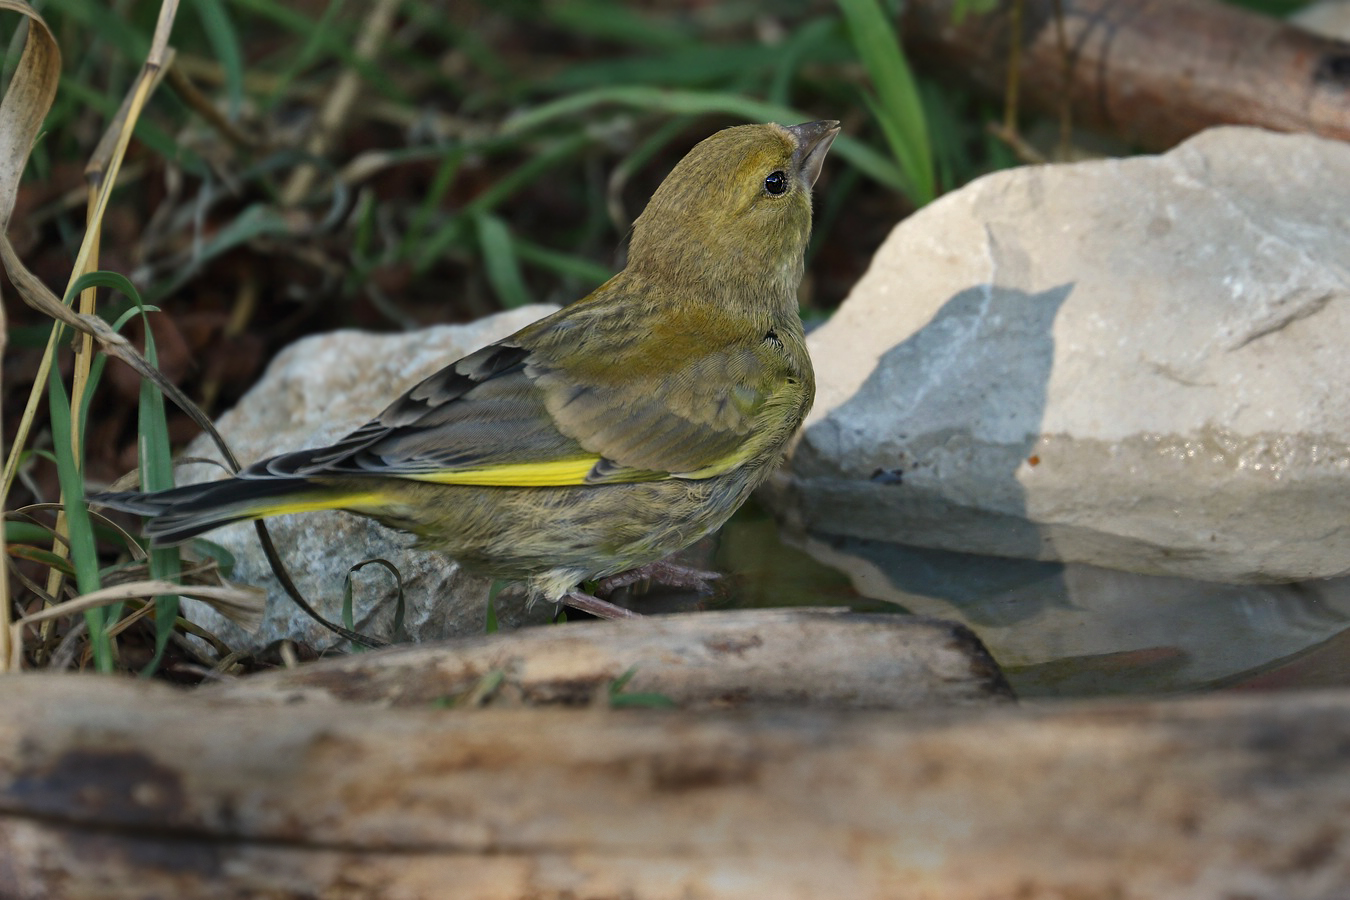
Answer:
[252,340,601,481]
[250,284,806,487]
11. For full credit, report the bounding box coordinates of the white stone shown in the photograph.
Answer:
[780,127,1350,583]
[179,306,561,652]
[1292,0,1350,39]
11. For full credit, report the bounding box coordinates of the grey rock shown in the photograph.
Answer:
[777,127,1350,583]
[1292,0,1350,39]
[179,306,561,652]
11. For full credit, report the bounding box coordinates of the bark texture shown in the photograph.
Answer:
[205,608,1014,710]
[1,674,1347,898]
[903,0,1350,149]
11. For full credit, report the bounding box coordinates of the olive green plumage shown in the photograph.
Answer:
[96,120,840,610]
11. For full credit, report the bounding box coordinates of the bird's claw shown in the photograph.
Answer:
[594,561,722,598]
[560,590,642,619]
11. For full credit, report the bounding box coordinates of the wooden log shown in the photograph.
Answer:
[902,0,1350,150]
[205,608,1015,710]
[0,675,1348,898]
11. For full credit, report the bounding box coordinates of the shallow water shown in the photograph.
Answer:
[710,501,1350,698]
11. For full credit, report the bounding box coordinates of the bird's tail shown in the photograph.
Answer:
[92,477,378,546]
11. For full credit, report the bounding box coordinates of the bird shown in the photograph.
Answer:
[95,119,840,620]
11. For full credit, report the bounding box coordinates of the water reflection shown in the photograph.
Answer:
[790,531,1350,697]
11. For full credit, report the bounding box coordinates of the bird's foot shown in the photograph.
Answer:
[560,590,642,620]
[594,560,722,598]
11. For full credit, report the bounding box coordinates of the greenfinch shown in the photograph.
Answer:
[96,120,839,618]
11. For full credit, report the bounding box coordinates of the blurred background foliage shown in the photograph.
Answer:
[9,0,1319,422]
[0,0,1319,673]
[5,0,1026,489]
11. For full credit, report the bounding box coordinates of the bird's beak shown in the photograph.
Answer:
[787,120,841,189]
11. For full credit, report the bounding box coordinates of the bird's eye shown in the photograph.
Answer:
[764,171,788,195]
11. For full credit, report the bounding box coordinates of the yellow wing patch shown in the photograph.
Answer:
[251,491,389,518]
[401,457,604,487]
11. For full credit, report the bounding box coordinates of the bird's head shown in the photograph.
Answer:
[627,120,840,299]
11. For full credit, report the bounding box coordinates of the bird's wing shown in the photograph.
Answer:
[522,300,809,480]
[250,339,630,485]
[248,302,804,488]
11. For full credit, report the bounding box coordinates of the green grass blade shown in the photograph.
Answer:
[9,542,78,575]
[544,44,785,93]
[47,366,110,671]
[6,522,65,544]
[836,0,935,204]
[255,0,345,111]
[188,538,236,577]
[952,0,1001,24]
[768,18,840,107]
[414,133,591,272]
[474,213,533,309]
[398,149,464,262]
[464,134,593,217]
[862,92,928,203]
[502,86,907,192]
[136,310,181,675]
[56,78,209,177]
[68,271,182,674]
[43,0,150,60]
[8,322,55,349]
[512,238,612,289]
[341,568,357,633]
[228,0,407,104]
[192,0,245,119]
[342,558,406,650]
[543,1,693,49]
[608,666,677,708]
[148,204,297,303]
